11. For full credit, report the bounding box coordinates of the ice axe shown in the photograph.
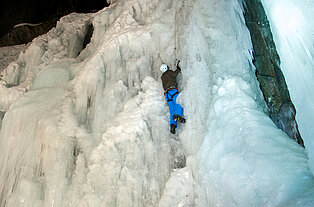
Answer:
[176,59,181,71]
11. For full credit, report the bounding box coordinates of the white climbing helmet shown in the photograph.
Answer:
[160,64,169,73]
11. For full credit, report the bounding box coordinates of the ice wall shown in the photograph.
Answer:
[178,0,314,206]
[0,0,313,206]
[261,0,314,173]
[0,0,185,206]
[0,87,73,206]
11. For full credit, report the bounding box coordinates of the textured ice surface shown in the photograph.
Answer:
[0,0,313,206]
[261,0,314,173]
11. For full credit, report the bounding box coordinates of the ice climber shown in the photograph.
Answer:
[160,60,186,134]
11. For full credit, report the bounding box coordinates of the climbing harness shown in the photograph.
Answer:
[165,88,179,102]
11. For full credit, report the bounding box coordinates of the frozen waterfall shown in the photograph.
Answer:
[0,0,313,206]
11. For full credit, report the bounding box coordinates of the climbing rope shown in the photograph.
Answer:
[174,3,177,68]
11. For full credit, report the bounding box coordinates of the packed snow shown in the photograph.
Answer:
[0,0,313,206]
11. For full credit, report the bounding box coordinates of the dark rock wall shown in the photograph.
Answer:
[243,0,304,147]
[0,0,108,46]
[0,16,61,46]
[0,111,4,130]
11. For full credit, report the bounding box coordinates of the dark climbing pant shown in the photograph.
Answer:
[164,88,183,128]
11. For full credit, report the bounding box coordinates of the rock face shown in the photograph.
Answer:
[0,111,4,129]
[0,0,108,46]
[243,0,304,147]
[0,17,60,47]
[0,45,27,73]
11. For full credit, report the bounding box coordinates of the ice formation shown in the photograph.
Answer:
[0,0,313,206]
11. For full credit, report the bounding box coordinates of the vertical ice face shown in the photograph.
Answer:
[0,0,185,206]
[261,0,314,173]
[67,0,187,205]
[179,0,314,206]
[0,87,72,206]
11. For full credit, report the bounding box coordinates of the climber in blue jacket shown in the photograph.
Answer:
[160,60,186,134]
